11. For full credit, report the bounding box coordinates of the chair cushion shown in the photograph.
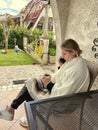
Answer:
[85,60,98,90]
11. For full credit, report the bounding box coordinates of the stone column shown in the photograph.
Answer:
[42,4,49,38]
[23,37,28,50]
[41,4,50,64]
[40,37,49,64]
[20,14,23,26]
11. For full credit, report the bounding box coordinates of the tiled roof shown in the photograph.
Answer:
[25,8,43,21]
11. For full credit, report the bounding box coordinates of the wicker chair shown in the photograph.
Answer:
[25,60,98,130]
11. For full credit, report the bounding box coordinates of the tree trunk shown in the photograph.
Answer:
[5,36,8,51]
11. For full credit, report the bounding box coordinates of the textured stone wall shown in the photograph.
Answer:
[64,0,98,89]
[65,0,98,63]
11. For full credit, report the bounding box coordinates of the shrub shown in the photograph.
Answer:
[48,48,56,56]
[0,24,4,49]
[9,25,33,49]
[48,31,56,49]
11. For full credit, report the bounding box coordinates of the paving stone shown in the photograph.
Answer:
[0,64,55,91]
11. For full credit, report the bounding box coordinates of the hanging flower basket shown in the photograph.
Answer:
[49,55,56,64]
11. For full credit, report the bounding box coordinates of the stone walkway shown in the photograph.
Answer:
[0,64,55,91]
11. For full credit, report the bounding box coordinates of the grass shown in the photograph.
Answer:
[0,49,37,66]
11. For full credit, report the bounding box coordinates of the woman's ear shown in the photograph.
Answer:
[72,50,77,57]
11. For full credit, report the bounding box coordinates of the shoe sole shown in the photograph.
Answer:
[20,121,28,128]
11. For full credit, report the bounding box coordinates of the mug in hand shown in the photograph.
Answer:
[44,74,51,79]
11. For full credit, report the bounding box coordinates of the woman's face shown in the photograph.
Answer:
[61,48,76,61]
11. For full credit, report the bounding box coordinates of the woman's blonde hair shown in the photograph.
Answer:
[61,39,82,56]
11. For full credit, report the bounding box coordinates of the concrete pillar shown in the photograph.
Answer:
[50,0,70,68]
[40,37,49,64]
[43,5,49,37]
[41,3,50,64]
[23,37,28,50]
[20,14,23,26]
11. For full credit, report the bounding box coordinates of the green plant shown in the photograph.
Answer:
[0,18,14,50]
[9,25,33,49]
[48,48,56,56]
[0,24,4,49]
[48,31,56,49]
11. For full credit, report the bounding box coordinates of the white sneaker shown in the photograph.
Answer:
[0,106,14,121]
[20,117,28,128]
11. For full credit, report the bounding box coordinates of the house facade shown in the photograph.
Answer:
[0,0,54,31]
[21,0,53,31]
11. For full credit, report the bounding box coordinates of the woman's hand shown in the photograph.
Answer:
[41,75,51,88]
[58,56,65,67]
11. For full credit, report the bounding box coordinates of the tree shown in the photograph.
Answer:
[9,25,33,49]
[0,17,14,52]
[0,24,4,48]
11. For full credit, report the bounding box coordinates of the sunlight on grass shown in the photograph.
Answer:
[0,49,37,66]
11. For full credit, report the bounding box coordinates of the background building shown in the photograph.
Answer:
[0,0,54,31]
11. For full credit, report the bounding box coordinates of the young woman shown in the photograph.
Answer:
[0,38,90,123]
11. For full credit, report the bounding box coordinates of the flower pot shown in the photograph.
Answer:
[49,55,56,64]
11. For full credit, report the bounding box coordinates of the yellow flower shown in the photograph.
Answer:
[34,42,44,58]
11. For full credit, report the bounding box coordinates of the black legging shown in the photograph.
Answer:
[11,85,33,109]
[11,82,54,109]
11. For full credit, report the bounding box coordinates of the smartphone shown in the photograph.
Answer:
[60,58,66,63]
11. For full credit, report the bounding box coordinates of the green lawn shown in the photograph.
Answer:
[0,49,37,66]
